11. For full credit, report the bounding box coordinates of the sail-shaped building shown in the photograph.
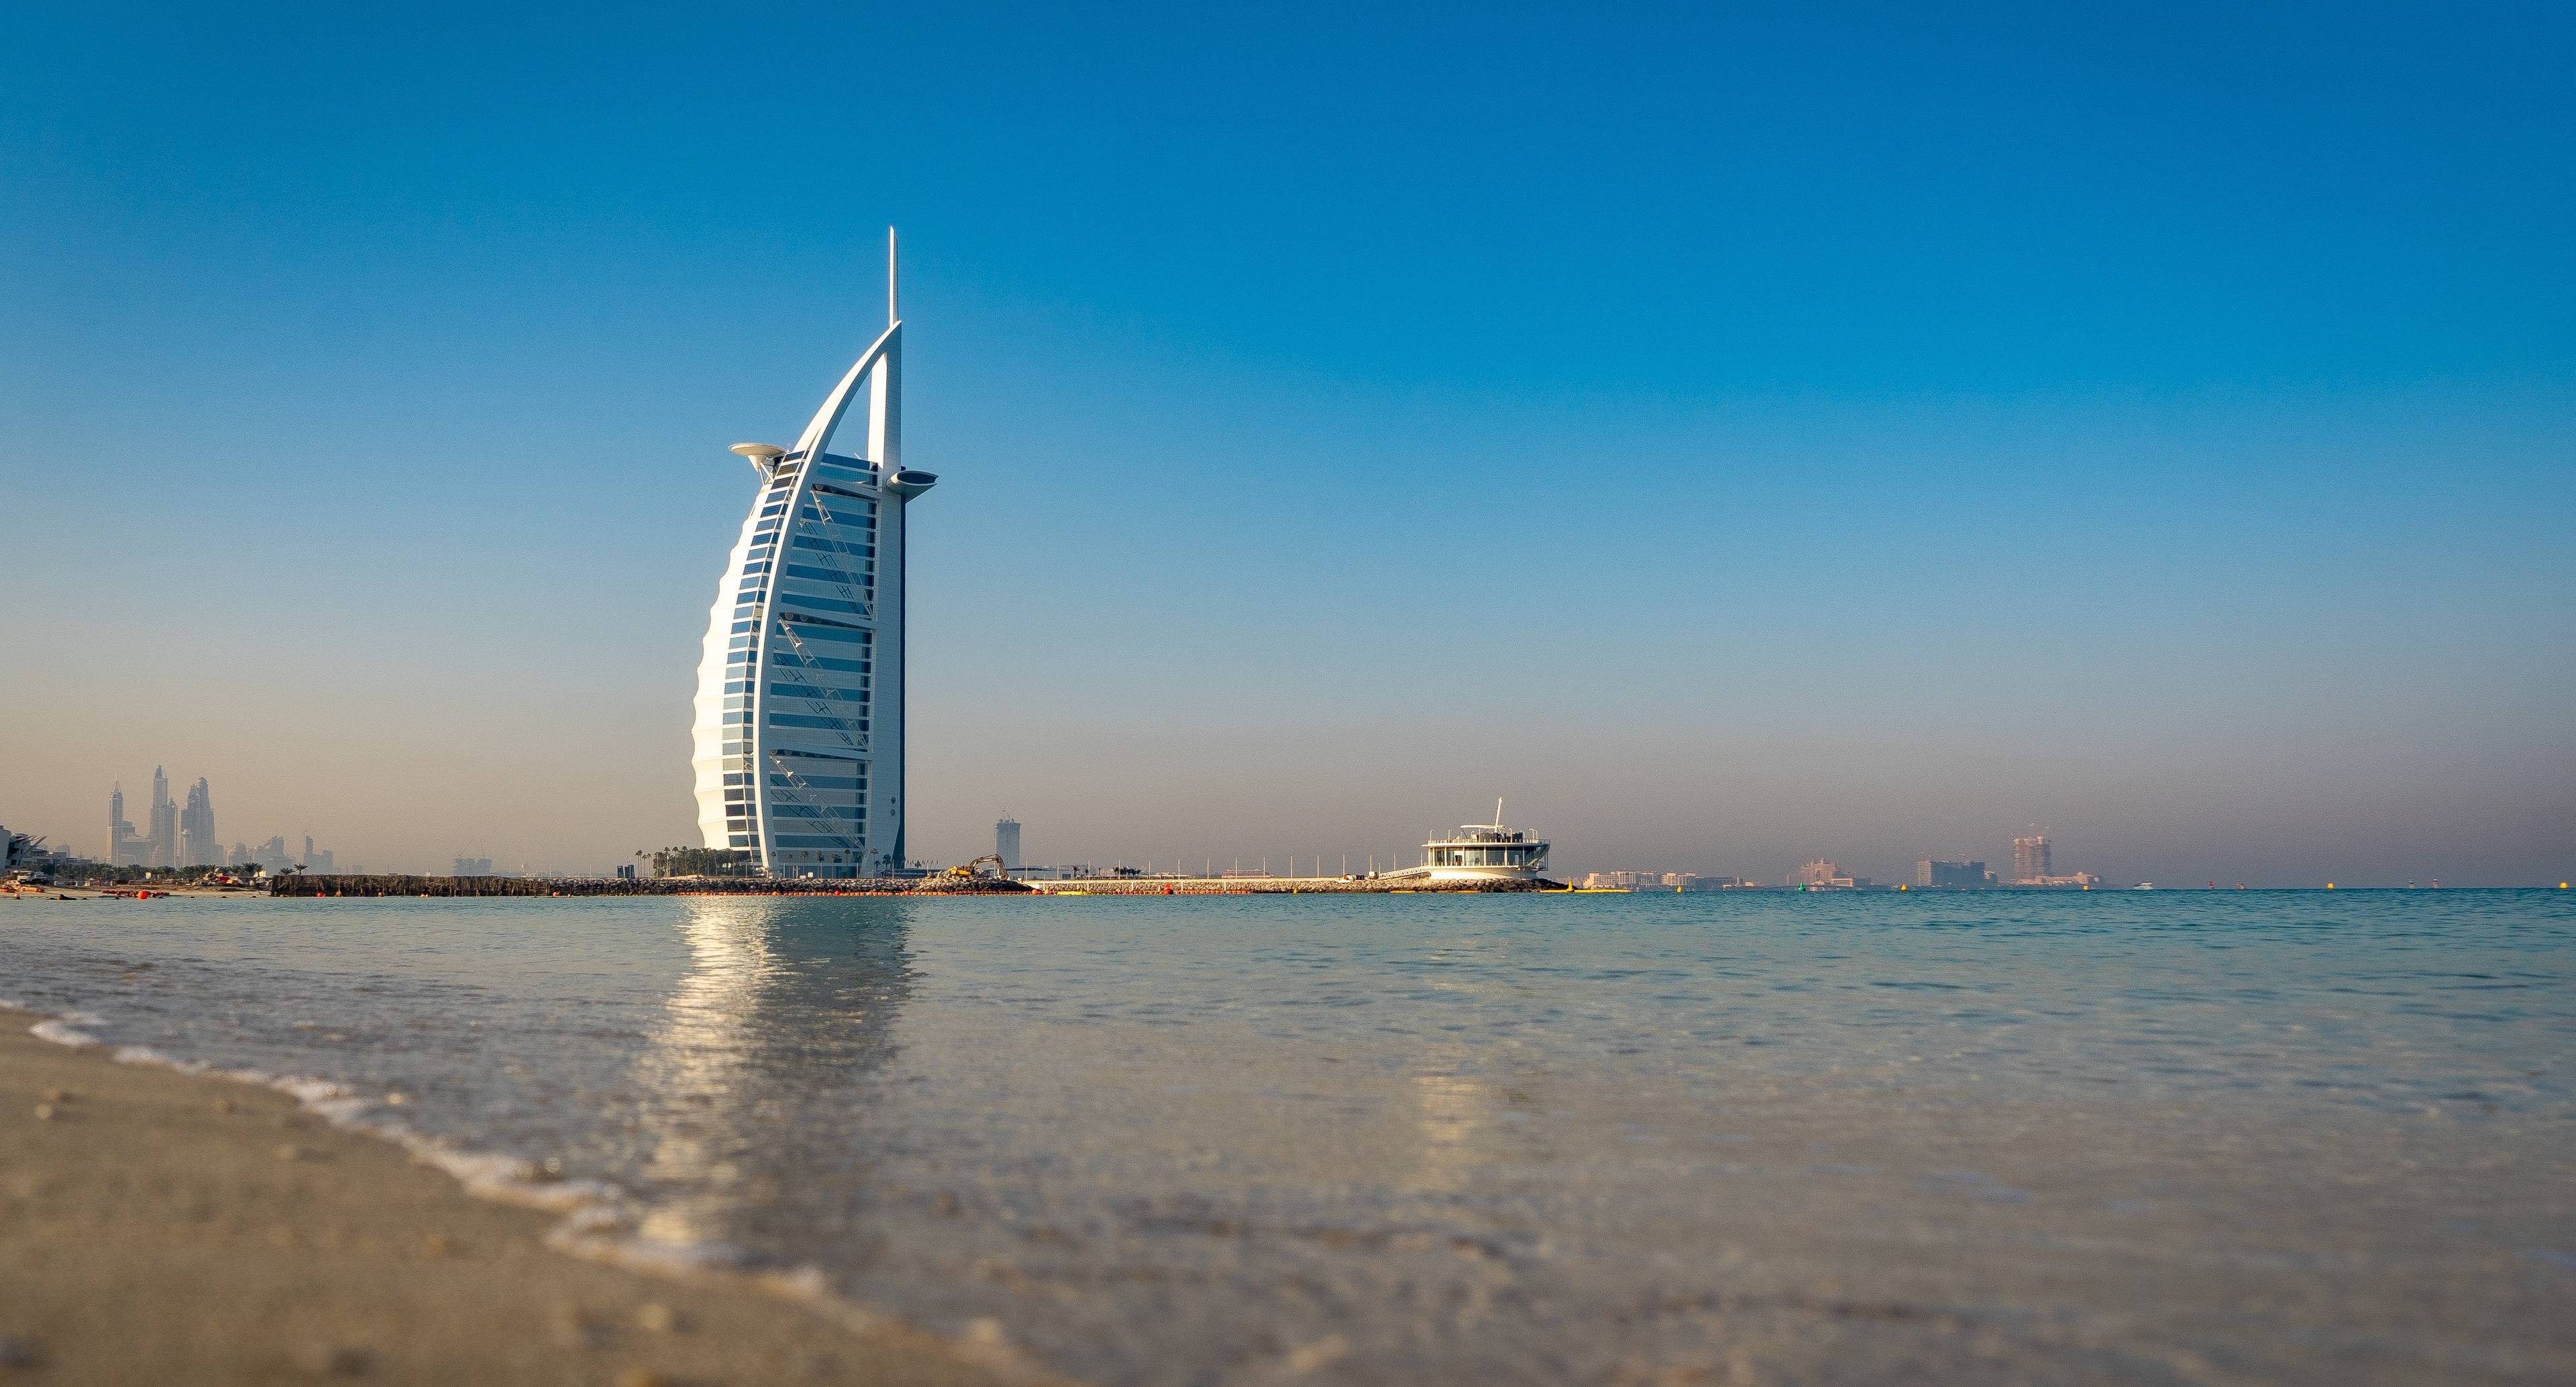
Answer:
[689,232,936,878]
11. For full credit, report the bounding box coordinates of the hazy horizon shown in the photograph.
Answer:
[5,3,2570,885]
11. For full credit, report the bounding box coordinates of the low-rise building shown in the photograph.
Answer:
[1009,863,1095,881]
[1790,860,1873,889]
[1578,870,1737,891]
[1915,859,1991,889]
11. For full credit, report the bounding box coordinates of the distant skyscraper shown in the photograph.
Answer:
[147,766,177,869]
[2012,834,2051,883]
[996,815,1022,870]
[180,778,217,867]
[453,856,494,877]
[107,783,140,865]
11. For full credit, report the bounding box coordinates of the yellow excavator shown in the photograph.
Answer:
[945,854,1008,881]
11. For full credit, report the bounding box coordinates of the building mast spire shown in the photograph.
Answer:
[691,225,932,881]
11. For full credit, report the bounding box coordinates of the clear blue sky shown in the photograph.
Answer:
[3,1,2570,883]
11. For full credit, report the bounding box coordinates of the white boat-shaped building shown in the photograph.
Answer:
[1416,803,1551,883]
[688,232,935,878]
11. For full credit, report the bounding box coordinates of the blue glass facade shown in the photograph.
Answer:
[693,266,929,879]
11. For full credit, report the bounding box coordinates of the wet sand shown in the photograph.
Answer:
[0,1007,1045,1386]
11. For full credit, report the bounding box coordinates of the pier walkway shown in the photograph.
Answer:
[1014,874,1565,895]
[267,873,1566,899]
[267,874,1029,897]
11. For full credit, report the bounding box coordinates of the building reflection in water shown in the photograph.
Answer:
[1405,958,1546,1192]
[1411,1073,1499,1191]
[624,895,916,1258]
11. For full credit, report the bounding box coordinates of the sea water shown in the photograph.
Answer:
[6,890,2572,1384]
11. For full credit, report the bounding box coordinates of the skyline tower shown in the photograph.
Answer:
[148,765,177,869]
[689,231,938,879]
[996,815,1021,871]
[2013,833,2052,883]
[107,783,138,865]
[181,779,217,867]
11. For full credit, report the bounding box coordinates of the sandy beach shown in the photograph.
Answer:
[0,1005,1038,1386]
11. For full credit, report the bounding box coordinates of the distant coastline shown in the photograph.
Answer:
[256,873,1568,898]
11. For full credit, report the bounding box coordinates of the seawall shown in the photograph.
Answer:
[267,875,1031,897]
[266,874,1566,898]
[1014,875,1566,895]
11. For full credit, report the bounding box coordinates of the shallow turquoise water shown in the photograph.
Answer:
[7,890,2573,1384]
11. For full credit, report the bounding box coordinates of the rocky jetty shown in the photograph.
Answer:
[269,874,1031,897]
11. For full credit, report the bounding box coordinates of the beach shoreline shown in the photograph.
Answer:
[0,1004,1052,1386]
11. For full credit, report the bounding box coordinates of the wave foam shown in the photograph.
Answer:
[7,1001,1059,1385]
[30,1014,104,1047]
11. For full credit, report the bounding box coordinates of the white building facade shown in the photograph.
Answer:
[690,233,936,878]
[1415,803,1550,883]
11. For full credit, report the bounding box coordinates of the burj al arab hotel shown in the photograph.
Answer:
[689,231,936,878]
